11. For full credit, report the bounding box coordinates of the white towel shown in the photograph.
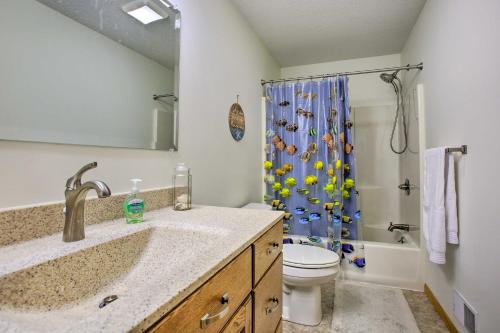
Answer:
[445,154,459,244]
[423,148,459,264]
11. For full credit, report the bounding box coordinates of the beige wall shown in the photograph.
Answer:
[402,0,500,331]
[0,0,280,209]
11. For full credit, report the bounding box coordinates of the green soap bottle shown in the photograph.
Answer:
[123,179,145,224]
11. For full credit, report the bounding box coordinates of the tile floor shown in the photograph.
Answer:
[283,280,450,333]
[403,290,450,333]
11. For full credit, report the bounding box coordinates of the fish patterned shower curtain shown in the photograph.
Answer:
[264,77,360,253]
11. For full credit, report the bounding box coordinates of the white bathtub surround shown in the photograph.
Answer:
[423,148,458,264]
[332,280,420,333]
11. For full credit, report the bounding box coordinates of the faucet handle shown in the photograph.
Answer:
[66,162,98,189]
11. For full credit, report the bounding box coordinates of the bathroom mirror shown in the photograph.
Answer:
[0,0,180,151]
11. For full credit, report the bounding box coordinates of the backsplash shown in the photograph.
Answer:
[0,188,174,247]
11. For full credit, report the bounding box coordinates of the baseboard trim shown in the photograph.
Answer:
[424,284,459,333]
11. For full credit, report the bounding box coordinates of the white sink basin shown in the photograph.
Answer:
[0,222,227,332]
[0,206,283,333]
[0,228,153,311]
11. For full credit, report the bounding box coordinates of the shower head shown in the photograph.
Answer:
[382,69,408,155]
[380,70,400,84]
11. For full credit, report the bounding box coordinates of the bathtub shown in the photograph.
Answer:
[341,224,423,291]
[282,232,423,291]
[241,204,423,291]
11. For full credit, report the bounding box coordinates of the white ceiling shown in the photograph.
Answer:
[231,0,426,67]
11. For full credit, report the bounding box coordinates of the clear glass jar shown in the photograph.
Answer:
[172,163,192,210]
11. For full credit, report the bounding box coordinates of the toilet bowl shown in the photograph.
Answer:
[282,243,340,326]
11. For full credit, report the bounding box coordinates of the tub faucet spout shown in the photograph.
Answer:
[388,222,410,232]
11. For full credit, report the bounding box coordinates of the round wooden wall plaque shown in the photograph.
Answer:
[228,103,245,141]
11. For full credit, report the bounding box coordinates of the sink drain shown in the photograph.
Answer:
[99,295,118,308]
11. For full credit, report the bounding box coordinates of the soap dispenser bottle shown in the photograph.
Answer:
[123,179,145,224]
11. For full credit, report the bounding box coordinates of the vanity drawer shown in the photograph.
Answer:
[253,220,283,285]
[150,247,252,333]
[221,296,252,333]
[253,254,283,333]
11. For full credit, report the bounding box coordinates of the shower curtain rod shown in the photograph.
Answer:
[260,62,423,85]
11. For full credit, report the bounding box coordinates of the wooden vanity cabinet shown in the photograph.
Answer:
[148,220,283,333]
[253,254,283,333]
[274,320,282,333]
[253,222,283,285]
[221,296,252,333]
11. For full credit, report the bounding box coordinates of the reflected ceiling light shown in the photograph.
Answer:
[122,0,170,25]
[127,6,163,24]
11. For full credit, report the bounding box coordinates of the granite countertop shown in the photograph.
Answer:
[0,205,284,333]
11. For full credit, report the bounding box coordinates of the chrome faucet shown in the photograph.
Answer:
[63,162,111,242]
[388,222,410,232]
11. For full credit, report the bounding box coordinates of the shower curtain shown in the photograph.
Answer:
[264,76,361,253]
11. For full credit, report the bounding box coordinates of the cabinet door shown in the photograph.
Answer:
[254,255,283,333]
[221,296,252,333]
[150,247,252,333]
[253,221,283,285]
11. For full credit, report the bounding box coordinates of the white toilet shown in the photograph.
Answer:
[240,203,340,325]
[282,243,340,326]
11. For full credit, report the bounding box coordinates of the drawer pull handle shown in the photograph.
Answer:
[200,293,230,328]
[265,297,280,315]
[266,242,280,255]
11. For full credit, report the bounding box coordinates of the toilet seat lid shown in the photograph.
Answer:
[283,244,340,268]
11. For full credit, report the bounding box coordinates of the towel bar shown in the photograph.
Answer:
[445,145,467,154]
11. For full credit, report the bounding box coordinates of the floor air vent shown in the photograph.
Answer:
[453,290,477,333]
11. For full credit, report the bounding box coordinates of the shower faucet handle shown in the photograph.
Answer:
[398,178,418,195]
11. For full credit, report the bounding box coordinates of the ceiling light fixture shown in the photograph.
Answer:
[122,0,170,25]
